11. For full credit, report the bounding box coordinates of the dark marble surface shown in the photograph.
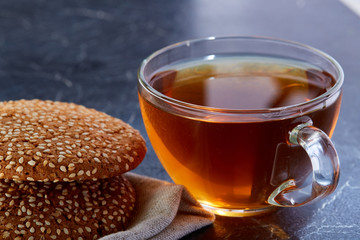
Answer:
[0,0,359,239]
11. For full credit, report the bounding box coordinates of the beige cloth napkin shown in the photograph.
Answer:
[101,172,215,240]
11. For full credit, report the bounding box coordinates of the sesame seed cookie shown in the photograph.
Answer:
[0,99,146,182]
[0,175,136,239]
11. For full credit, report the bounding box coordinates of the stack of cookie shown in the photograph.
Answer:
[0,99,146,239]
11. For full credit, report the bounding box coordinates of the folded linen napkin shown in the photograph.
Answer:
[101,172,215,240]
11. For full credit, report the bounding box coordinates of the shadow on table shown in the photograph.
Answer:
[181,205,316,240]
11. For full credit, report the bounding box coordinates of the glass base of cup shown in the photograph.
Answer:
[201,203,277,217]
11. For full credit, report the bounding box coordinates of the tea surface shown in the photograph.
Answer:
[150,56,335,109]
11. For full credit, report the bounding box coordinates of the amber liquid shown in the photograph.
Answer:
[139,56,342,213]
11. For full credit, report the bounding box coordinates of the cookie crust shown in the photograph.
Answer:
[0,175,135,239]
[0,99,146,182]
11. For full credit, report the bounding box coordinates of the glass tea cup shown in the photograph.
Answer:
[137,36,343,217]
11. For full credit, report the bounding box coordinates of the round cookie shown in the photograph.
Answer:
[0,99,146,182]
[0,175,136,239]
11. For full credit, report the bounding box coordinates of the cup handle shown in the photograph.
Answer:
[267,120,340,207]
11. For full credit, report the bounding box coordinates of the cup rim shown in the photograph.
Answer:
[138,36,344,115]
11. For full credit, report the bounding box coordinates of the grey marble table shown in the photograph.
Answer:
[0,0,359,239]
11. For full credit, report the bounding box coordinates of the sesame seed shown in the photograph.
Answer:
[48,162,55,168]
[28,160,36,166]
[35,221,43,226]
[2,232,10,238]
[68,163,75,170]
[16,166,24,173]
[60,166,67,172]
[29,197,36,202]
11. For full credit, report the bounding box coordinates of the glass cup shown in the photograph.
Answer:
[137,36,343,217]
